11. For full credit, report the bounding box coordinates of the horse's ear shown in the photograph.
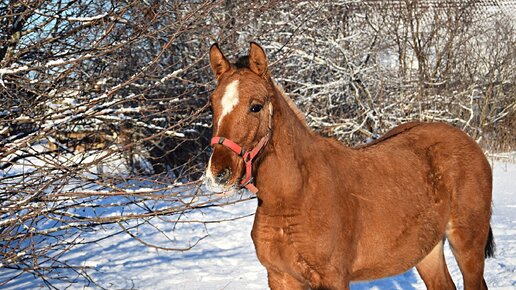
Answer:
[249,42,268,77]
[209,43,231,80]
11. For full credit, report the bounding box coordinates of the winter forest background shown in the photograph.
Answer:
[1,0,515,289]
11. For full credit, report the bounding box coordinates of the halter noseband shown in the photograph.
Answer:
[210,104,273,194]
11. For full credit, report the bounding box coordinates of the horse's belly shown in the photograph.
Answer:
[350,198,449,280]
[350,240,434,280]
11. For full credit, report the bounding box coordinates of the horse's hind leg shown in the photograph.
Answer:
[416,239,456,290]
[446,167,492,289]
[447,223,490,290]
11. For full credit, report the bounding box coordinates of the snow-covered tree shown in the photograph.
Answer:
[0,0,514,287]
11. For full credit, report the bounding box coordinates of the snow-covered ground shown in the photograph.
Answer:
[2,159,515,289]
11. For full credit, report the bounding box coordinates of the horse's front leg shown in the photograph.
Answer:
[267,269,308,290]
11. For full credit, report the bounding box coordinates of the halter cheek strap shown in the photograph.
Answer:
[210,104,273,194]
[210,134,269,194]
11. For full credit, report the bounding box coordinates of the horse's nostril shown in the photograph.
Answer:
[216,168,231,184]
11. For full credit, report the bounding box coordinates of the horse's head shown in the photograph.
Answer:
[203,42,273,193]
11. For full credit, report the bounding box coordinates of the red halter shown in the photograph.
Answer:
[209,105,273,194]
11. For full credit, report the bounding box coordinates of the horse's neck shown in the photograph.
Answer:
[255,87,315,201]
[271,91,312,154]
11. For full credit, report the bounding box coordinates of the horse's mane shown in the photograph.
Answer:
[235,56,250,69]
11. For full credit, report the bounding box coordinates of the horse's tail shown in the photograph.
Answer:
[485,226,495,258]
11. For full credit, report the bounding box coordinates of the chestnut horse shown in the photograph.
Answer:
[203,42,494,290]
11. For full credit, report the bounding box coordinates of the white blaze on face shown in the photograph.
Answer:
[204,156,216,189]
[204,155,226,192]
[204,80,239,192]
[217,80,240,130]
[205,156,214,181]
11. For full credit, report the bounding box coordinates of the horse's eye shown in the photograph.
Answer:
[250,104,263,113]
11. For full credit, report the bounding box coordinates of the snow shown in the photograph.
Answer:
[1,159,515,289]
[158,68,184,84]
[67,14,108,22]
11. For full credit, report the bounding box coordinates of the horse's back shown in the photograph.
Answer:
[362,122,490,175]
[358,121,491,209]
[360,121,426,147]
[377,121,492,216]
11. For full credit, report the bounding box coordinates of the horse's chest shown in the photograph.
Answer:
[251,214,318,276]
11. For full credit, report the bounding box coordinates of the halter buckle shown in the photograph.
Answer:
[241,177,254,187]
